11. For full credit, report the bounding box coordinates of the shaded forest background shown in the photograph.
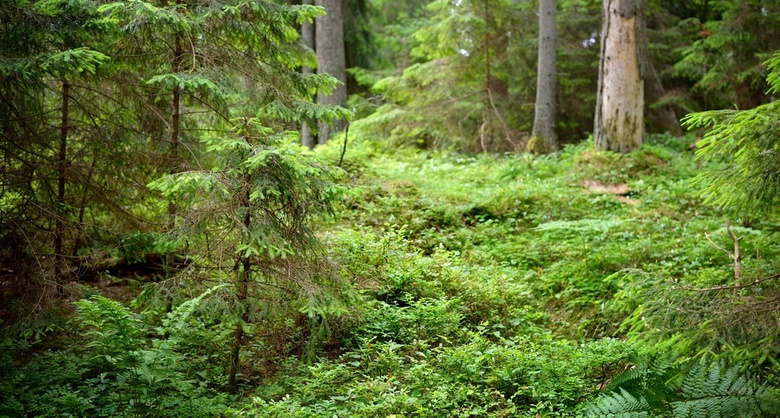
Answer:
[2,0,780,416]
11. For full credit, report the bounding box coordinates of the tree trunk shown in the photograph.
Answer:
[481,0,491,152]
[315,0,348,144]
[228,259,250,394]
[72,156,96,257]
[168,2,184,227]
[594,0,646,153]
[644,61,681,136]
[54,79,69,291]
[528,0,557,154]
[301,0,316,149]
[228,172,252,395]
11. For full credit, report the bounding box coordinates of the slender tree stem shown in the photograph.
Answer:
[168,1,184,228]
[54,79,69,290]
[338,122,349,168]
[483,0,491,151]
[229,168,253,394]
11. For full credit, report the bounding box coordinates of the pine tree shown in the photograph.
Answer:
[358,0,530,152]
[684,51,780,212]
[0,0,111,292]
[673,0,780,110]
[301,0,317,149]
[129,0,350,393]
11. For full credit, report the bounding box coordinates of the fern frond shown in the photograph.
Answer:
[586,356,780,418]
[605,355,681,410]
[673,361,778,418]
[584,388,652,418]
[606,366,646,392]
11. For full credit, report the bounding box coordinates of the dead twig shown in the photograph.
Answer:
[338,122,349,168]
[704,221,744,295]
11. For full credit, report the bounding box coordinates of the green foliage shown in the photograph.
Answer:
[150,129,346,258]
[352,0,534,151]
[603,356,681,411]
[115,231,179,265]
[1,290,230,417]
[351,0,605,151]
[685,51,780,212]
[351,297,464,345]
[585,388,652,418]
[585,358,780,417]
[672,0,780,109]
[234,334,630,417]
[5,0,780,412]
[6,127,780,416]
[75,296,143,367]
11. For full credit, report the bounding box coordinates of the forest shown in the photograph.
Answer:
[2,0,780,416]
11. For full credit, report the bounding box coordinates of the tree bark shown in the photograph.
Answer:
[228,258,250,394]
[529,0,557,154]
[168,1,184,228]
[228,172,252,395]
[301,0,316,149]
[315,0,348,144]
[482,0,491,152]
[644,61,681,136]
[594,0,646,153]
[54,79,69,290]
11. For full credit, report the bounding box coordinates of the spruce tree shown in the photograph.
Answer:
[119,0,351,393]
[0,0,110,292]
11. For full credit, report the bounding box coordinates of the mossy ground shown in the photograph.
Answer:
[237,135,780,416]
[4,134,779,417]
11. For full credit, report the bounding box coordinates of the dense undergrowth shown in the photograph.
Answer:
[3,134,780,417]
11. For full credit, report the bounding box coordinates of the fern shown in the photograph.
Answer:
[75,296,143,368]
[585,388,652,418]
[584,358,780,418]
[605,356,681,412]
[158,284,228,342]
[672,362,779,418]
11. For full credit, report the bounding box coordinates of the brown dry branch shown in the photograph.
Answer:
[704,221,744,294]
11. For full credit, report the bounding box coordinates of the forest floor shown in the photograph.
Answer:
[4,134,779,417]
[236,134,778,416]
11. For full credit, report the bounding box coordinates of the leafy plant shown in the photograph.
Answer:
[584,358,780,417]
[685,51,780,212]
[1,289,231,417]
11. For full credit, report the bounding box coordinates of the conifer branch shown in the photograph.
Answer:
[686,273,780,293]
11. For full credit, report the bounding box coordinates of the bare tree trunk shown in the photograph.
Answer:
[168,3,184,228]
[529,0,557,154]
[229,173,252,395]
[54,79,69,291]
[644,61,681,136]
[301,0,316,149]
[594,0,646,153]
[228,258,250,394]
[72,156,96,257]
[481,0,491,152]
[315,0,348,144]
